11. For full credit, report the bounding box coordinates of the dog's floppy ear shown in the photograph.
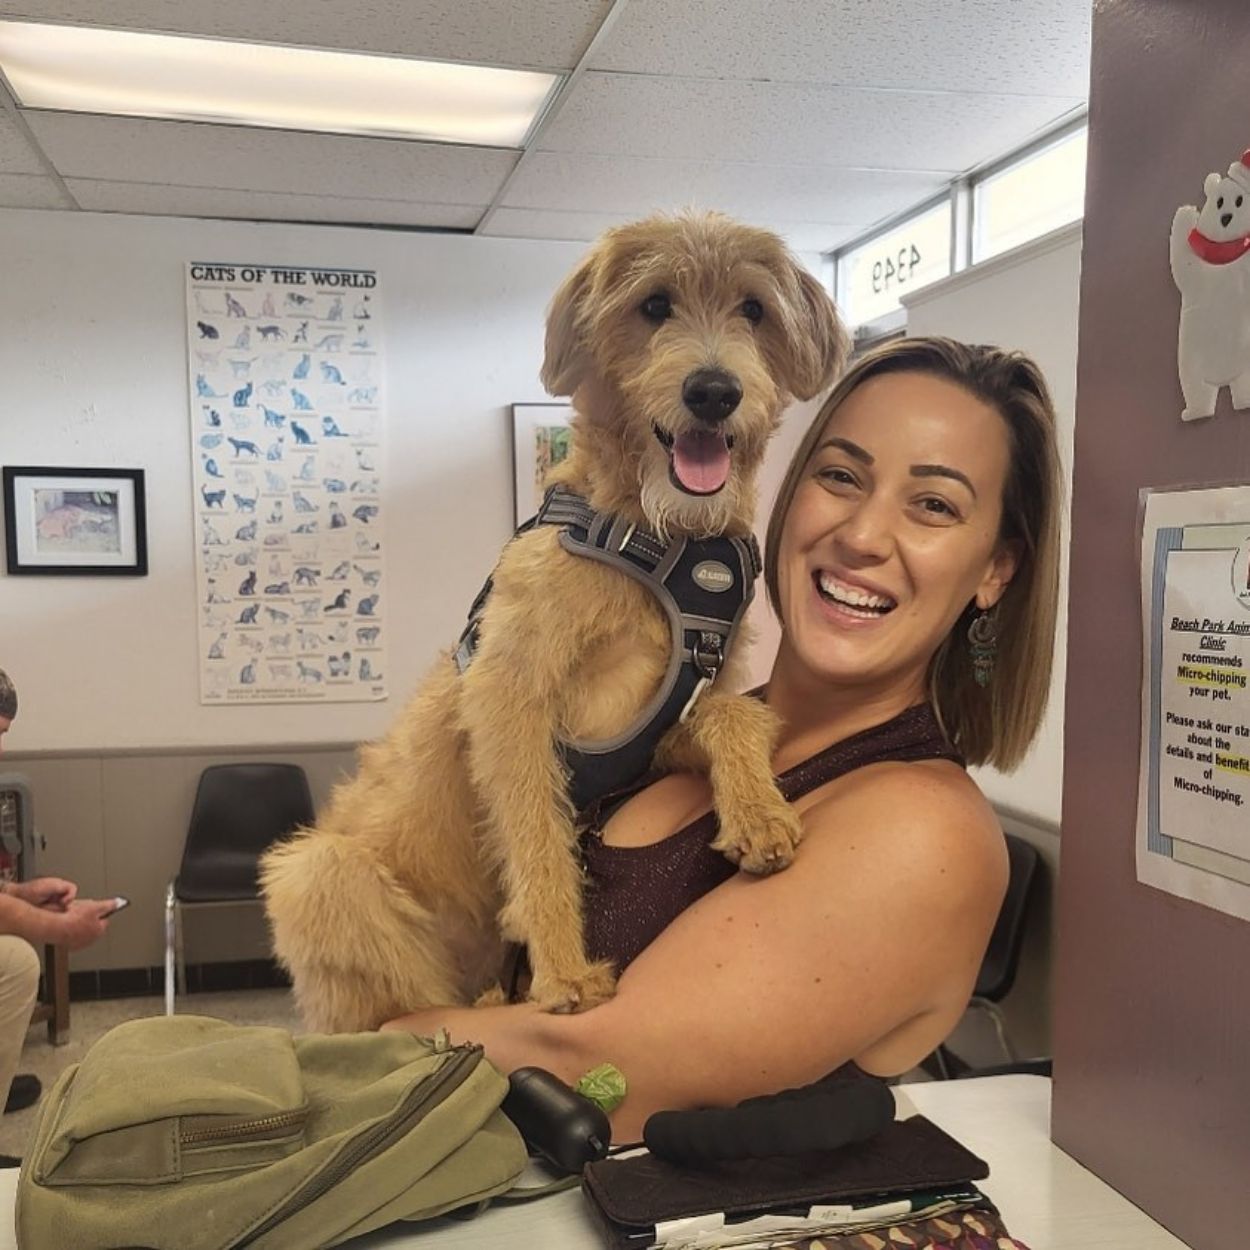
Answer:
[541,253,596,397]
[777,265,850,401]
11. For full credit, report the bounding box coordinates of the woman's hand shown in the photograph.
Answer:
[379,1007,458,1037]
[381,1000,589,1088]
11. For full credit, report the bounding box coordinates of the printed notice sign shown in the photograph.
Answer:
[1137,484,1250,921]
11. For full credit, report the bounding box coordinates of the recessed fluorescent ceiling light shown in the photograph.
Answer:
[0,21,560,146]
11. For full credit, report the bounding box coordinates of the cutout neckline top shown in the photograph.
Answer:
[579,701,962,977]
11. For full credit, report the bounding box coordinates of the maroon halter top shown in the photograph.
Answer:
[579,702,961,975]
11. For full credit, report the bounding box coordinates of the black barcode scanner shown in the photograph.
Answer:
[502,1067,611,1174]
[643,1070,895,1166]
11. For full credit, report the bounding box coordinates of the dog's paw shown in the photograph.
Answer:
[529,961,617,1014]
[711,801,803,876]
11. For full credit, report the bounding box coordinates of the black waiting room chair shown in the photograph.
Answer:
[164,763,314,1014]
[923,831,1050,1079]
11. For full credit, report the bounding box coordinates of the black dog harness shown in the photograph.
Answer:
[454,484,761,812]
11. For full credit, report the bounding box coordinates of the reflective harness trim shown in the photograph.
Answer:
[454,484,761,812]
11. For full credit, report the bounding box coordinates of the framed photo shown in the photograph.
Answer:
[3,466,148,576]
[511,403,573,528]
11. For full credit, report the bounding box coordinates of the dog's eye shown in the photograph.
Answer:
[640,293,672,323]
[741,298,764,324]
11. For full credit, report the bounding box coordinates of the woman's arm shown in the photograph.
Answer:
[384,761,1007,1142]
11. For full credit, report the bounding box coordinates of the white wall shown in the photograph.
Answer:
[904,222,1081,830]
[0,208,587,751]
[0,208,818,752]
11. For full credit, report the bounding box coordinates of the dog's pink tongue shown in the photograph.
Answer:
[672,430,731,493]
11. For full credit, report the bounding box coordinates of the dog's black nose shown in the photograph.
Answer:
[1222,212,1234,227]
[682,369,742,424]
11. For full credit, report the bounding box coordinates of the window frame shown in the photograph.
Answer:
[829,110,1087,339]
[832,192,956,342]
[969,116,1089,265]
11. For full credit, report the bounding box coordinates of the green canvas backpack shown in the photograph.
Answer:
[16,1015,528,1249]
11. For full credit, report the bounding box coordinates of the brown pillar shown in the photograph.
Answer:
[1053,3,1250,1245]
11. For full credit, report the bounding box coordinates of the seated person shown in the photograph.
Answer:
[383,337,1062,1143]
[0,668,115,1154]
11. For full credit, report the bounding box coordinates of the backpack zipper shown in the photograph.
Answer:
[237,1043,483,1247]
[180,1108,308,1146]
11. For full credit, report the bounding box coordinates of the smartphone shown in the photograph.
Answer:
[103,896,130,917]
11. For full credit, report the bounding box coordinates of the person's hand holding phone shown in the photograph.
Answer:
[43,899,118,950]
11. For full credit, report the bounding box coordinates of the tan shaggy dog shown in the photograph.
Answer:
[261,213,847,1032]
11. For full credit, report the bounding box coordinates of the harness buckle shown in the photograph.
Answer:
[680,633,725,723]
[692,631,724,680]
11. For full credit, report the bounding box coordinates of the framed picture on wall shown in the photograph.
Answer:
[511,403,574,528]
[2,466,148,576]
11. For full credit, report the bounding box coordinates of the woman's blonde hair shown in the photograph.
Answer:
[763,336,1062,770]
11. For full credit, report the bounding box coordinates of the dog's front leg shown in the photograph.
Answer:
[657,690,801,875]
[458,648,615,1014]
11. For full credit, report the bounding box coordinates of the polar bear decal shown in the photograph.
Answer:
[1170,149,1250,421]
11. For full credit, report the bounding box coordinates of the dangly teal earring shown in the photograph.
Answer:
[967,604,1000,688]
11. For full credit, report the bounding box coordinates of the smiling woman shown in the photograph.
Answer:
[382,336,1064,1144]
[765,336,1062,770]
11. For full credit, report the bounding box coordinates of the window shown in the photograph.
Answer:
[973,125,1088,264]
[835,200,952,329]
[830,113,1087,335]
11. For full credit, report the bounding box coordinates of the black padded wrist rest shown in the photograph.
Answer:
[643,1071,895,1164]
[582,1114,989,1236]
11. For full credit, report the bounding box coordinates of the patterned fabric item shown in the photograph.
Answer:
[781,1203,1030,1249]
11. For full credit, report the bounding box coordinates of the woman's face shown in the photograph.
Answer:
[777,370,1018,697]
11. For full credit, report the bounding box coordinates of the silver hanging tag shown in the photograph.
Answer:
[679,676,712,723]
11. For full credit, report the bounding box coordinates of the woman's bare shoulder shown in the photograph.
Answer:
[799,757,1007,899]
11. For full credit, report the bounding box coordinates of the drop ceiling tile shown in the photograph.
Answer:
[591,0,1092,98]
[502,152,944,229]
[775,222,859,254]
[482,206,852,255]
[540,73,1083,172]
[480,207,634,241]
[0,106,44,173]
[0,0,609,70]
[24,111,517,203]
[0,170,65,207]
[66,179,482,228]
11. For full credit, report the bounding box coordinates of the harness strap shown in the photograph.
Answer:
[452,484,761,811]
[452,508,543,674]
[455,482,760,684]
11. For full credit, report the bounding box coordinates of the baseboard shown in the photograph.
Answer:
[52,958,292,1002]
